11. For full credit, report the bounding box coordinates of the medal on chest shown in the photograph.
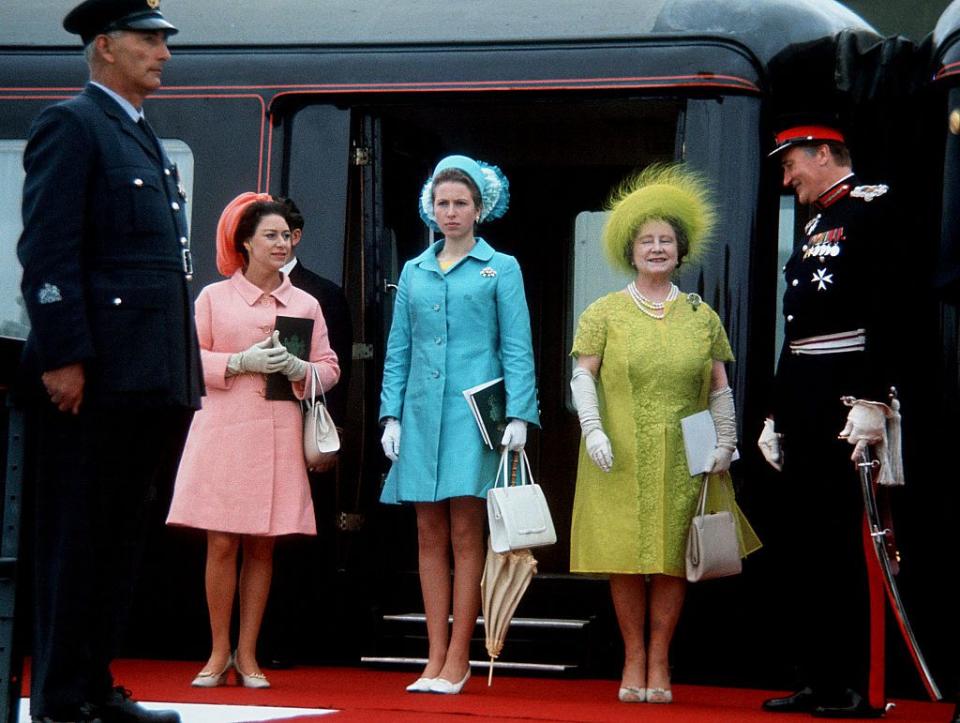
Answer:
[802,226,844,260]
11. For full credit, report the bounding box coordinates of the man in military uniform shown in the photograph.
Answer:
[15,1,202,721]
[758,123,899,718]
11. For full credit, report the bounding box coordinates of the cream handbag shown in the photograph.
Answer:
[487,450,556,553]
[685,474,742,582]
[303,364,339,468]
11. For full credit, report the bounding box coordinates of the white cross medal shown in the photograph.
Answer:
[812,268,834,291]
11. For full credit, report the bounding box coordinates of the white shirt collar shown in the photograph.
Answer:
[90,81,143,124]
[280,256,299,275]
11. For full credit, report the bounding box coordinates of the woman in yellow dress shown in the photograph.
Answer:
[569,165,760,704]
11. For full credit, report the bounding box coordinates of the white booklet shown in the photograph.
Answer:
[680,409,740,476]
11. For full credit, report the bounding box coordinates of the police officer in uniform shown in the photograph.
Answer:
[15,1,201,721]
[757,123,899,718]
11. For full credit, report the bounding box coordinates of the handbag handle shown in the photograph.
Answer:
[305,362,327,407]
[492,449,534,490]
[695,474,710,517]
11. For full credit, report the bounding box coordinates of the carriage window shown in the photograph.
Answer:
[775,195,796,366]
[0,140,28,339]
[0,138,195,340]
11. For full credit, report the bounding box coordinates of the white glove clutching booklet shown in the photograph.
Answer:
[681,409,740,476]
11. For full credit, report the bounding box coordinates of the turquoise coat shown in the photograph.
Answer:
[379,238,539,503]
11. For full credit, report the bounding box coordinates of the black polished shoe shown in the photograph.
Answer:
[91,687,181,723]
[811,689,885,719]
[762,687,819,713]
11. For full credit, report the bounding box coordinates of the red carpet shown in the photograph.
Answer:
[22,659,954,722]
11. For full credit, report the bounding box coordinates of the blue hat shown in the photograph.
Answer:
[419,155,510,232]
[64,0,178,46]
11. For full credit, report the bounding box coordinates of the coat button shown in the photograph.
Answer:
[791,279,799,286]
[432,370,440,378]
[435,336,443,345]
[164,168,172,176]
[112,297,122,306]
[171,202,181,211]
[432,304,440,311]
[133,178,143,187]
[180,236,189,246]
[786,314,794,322]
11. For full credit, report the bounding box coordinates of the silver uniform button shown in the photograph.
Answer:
[112,297,122,306]
[180,236,189,246]
[171,202,181,211]
[786,314,794,322]
[791,279,799,287]
[133,178,143,187]
[164,168,171,176]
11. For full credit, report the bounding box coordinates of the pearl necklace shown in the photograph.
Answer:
[626,281,678,319]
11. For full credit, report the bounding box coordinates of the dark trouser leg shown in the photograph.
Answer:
[785,433,870,703]
[29,404,191,717]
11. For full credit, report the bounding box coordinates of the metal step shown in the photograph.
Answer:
[382,613,589,630]
[360,655,575,672]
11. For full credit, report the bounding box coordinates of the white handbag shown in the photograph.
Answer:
[487,449,556,553]
[685,474,742,582]
[303,364,340,468]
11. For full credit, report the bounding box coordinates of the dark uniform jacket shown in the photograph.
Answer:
[774,173,896,435]
[17,83,203,408]
[287,260,352,422]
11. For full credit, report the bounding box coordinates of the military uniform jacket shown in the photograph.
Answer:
[379,238,539,503]
[17,83,203,408]
[774,174,896,433]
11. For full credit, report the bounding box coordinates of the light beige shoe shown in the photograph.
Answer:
[647,687,673,704]
[234,654,271,689]
[618,686,647,702]
[405,677,436,693]
[191,653,233,688]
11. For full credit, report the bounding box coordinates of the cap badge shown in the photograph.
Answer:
[147,0,160,8]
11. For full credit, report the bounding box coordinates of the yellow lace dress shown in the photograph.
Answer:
[570,290,761,577]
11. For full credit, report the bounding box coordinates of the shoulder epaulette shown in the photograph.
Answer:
[850,184,889,202]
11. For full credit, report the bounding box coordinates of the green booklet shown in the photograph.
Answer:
[462,377,506,449]
[265,315,314,401]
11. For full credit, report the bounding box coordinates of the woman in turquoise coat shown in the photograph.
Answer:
[379,155,539,694]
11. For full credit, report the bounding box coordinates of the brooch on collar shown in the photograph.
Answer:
[686,292,702,310]
[480,267,497,277]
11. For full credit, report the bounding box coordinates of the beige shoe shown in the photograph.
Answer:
[234,654,271,689]
[191,654,233,688]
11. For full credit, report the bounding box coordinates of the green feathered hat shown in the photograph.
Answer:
[602,163,716,274]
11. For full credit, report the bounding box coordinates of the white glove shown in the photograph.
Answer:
[706,386,737,473]
[585,428,613,472]
[381,417,401,461]
[500,419,527,451]
[757,418,783,471]
[279,354,308,381]
[838,398,888,460]
[570,365,613,473]
[230,331,289,374]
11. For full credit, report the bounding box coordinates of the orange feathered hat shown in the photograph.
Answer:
[215,192,273,276]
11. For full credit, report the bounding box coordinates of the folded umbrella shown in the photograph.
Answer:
[480,538,538,685]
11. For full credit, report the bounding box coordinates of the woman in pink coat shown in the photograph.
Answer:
[168,193,339,688]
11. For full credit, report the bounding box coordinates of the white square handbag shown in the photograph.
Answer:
[487,449,557,553]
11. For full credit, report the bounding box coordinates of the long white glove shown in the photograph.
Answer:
[500,419,528,451]
[570,366,613,473]
[279,354,308,381]
[381,417,401,462]
[757,417,783,471]
[706,386,737,473]
[227,331,289,375]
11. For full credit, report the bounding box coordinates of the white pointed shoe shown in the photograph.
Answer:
[191,654,234,688]
[405,677,436,693]
[429,669,470,694]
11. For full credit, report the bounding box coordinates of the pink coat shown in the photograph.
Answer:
[167,271,340,536]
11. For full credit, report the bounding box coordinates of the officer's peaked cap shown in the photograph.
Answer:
[769,112,847,158]
[64,0,178,46]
